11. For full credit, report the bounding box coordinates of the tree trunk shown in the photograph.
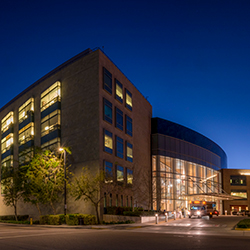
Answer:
[95,204,100,224]
[50,201,56,215]
[14,202,18,221]
[36,203,42,216]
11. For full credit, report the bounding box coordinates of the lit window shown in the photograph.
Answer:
[1,112,14,133]
[230,175,246,186]
[126,142,133,162]
[116,137,123,158]
[41,110,61,137]
[116,108,123,130]
[103,68,112,94]
[104,130,113,154]
[126,115,132,136]
[125,89,132,111]
[18,98,34,123]
[104,99,112,124]
[104,161,113,183]
[231,190,247,199]
[127,169,133,184]
[19,123,34,145]
[117,166,124,182]
[115,79,123,103]
[1,134,14,154]
[41,81,61,111]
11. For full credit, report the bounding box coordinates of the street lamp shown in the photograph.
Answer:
[59,147,67,215]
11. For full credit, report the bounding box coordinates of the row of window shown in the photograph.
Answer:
[103,68,132,111]
[104,193,133,208]
[104,99,133,136]
[104,130,133,162]
[230,175,246,186]
[104,160,133,185]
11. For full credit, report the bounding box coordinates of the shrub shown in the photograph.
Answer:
[237,219,250,228]
[48,215,60,225]
[123,211,141,216]
[106,206,133,215]
[66,214,79,225]
[40,215,50,225]
[66,214,96,225]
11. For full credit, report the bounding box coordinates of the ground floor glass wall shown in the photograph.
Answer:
[152,155,222,212]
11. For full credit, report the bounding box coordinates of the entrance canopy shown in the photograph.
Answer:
[184,193,243,201]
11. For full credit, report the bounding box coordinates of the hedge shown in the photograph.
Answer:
[106,206,133,215]
[66,214,96,225]
[0,215,29,221]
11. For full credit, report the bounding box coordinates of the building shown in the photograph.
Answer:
[0,48,152,217]
[222,169,250,214]
[151,118,227,213]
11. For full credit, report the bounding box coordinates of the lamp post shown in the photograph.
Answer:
[59,148,67,215]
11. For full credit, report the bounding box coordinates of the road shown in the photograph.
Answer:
[0,216,249,250]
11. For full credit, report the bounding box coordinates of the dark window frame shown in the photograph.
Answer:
[116,108,123,131]
[104,99,112,124]
[126,115,132,136]
[116,136,124,159]
[103,68,112,94]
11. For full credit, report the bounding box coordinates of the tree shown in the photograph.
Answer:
[69,168,118,224]
[21,149,68,215]
[1,167,24,221]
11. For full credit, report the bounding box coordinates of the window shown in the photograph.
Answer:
[121,195,123,206]
[116,194,118,206]
[104,161,113,182]
[115,79,123,103]
[1,112,14,133]
[109,193,112,206]
[18,98,34,123]
[1,156,13,173]
[116,108,123,130]
[126,142,133,162]
[103,68,112,94]
[41,81,61,111]
[104,99,112,124]
[41,110,61,137]
[125,89,132,111]
[116,137,123,158]
[117,165,124,182]
[231,190,247,199]
[104,130,113,154]
[126,115,132,136]
[1,134,13,154]
[130,197,133,207]
[19,148,34,165]
[104,193,107,208]
[19,123,34,145]
[230,175,246,186]
[41,138,60,151]
[127,169,133,184]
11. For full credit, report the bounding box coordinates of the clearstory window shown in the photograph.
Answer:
[125,89,132,111]
[103,68,112,94]
[41,81,61,111]
[117,165,124,182]
[127,169,133,184]
[1,112,14,133]
[115,79,123,103]
[126,142,133,162]
[104,161,113,183]
[104,99,112,124]
[116,108,123,130]
[104,130,113,154]
[18,98,34,123]
[230,175,246,186]
[126,115,132,136]
[116,136,124,158]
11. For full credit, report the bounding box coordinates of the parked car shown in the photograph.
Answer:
[212,210,220,216]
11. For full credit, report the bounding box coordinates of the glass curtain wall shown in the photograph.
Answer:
[152,155,221,212]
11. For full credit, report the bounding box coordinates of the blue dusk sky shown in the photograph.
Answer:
[1,0,250,169]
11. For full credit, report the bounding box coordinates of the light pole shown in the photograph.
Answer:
[59,148,67,215]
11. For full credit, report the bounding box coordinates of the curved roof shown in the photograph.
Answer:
[152,117,227,169]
